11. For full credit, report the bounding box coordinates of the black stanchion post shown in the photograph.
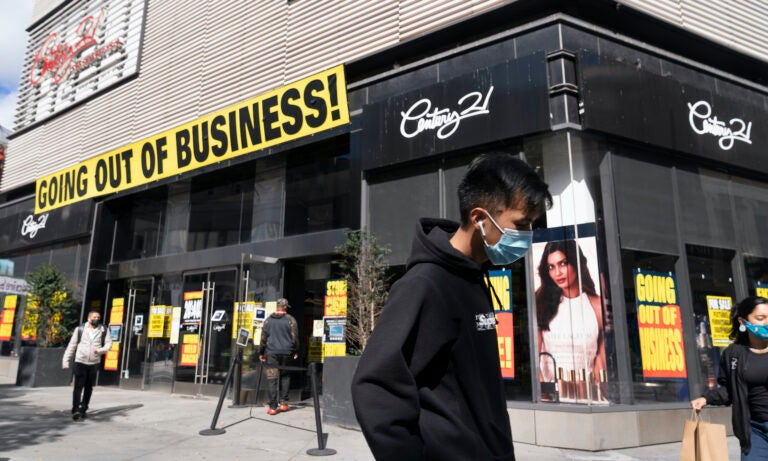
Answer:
[230,345,246,408]
[199,349,239,435]
[307,362,336,456]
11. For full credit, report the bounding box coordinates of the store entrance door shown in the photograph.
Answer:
[175,269,237,395]
[119,278,154,390]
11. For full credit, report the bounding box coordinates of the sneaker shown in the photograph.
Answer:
[278,404,290,412]
[267,407,278,415]
[72,411,82,421]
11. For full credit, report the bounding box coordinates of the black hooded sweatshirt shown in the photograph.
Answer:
[352,218,515,461]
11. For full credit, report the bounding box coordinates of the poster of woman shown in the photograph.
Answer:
[533,236,609,403]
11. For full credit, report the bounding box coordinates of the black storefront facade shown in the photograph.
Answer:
[2,3,767,450]
[343,14,768,448]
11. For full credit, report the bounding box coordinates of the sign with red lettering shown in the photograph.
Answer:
[17,0,146,129]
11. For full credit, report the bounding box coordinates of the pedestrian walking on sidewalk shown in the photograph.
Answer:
[259,298,299,415]
[692,296,768,460]
[62,310,112,421]
[352,153,551,461]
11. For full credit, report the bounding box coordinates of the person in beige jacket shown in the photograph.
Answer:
[62,310,112,421]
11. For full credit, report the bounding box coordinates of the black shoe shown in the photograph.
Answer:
[80,411,88,419]
[72,411,82,421]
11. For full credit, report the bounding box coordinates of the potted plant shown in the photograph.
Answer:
[322,229,390,427]
[16,264,80,387]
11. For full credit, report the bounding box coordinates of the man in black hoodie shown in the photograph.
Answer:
[352,154,551,461]
[259,298,299,415]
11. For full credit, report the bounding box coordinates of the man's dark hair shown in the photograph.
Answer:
[457,153,551,225]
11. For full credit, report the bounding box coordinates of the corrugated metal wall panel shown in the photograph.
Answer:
[130,0,207,141]
[333,1,400,66]
[400,0,504,40]
[681,0,768,60]
[623,0,768,62]
[198,1,288,115]
[621,0,682,24]
[2,124,46,188]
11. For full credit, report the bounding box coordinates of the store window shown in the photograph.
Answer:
[687,244,736,392]
[251,157,285,242]
[369,161,439,265]
[745,256,768,298]
[622,250,688,403]
[188,167,254,251]
[112,188,166,261]
[284,148,350,237]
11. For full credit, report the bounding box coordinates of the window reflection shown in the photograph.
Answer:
[284,146,350,236]
[188,167,254,251]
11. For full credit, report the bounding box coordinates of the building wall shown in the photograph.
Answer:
[621,0,768,62]
[3,0,503,192]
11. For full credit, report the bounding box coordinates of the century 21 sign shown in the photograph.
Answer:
[35,65,349,213]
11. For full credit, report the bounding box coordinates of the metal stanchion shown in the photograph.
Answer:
[199,347,240,435]
[307,362,336,456]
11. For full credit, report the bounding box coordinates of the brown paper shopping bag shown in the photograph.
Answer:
[680,411,729,461]
[681,412,699,461]
[697,418,729,461]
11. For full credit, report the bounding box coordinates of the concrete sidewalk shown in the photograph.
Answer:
[0,380,742,461]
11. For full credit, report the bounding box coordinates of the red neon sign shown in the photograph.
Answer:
[28,7,116,85]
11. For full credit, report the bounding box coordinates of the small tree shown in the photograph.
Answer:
[336,230,390,354]
[23,264,78,347]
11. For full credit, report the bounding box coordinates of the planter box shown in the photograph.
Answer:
[321,355,361,428]
[16,347,71,387]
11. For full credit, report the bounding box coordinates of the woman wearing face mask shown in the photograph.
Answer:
[536,239,606,401]
[691,296,768,460]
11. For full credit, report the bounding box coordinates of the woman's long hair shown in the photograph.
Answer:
[731,296,768,345]
[536,239,598,331]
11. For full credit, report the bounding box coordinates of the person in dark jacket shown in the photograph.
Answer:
[692,296,768,459]
[259,298,299,415]
[352,154,551,461]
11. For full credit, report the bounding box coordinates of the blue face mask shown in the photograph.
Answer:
[479,211,533,266]
[745,322,768,341]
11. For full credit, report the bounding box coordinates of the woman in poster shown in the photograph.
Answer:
[536,239,607,402]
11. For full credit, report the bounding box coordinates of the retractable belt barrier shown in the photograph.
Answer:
[199,352,335,456]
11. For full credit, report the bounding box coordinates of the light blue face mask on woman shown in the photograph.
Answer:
[478,211,533,266]
[745,321,768,341]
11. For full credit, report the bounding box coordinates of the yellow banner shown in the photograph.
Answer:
[706,295,733,347]
[35,65,349,213]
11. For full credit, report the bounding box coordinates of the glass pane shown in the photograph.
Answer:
[188,167,254,251]
[112,188,165,261]
[745,256,768,297]
[687,244,736,393]
[251,157,285,242]
[161,182,190,255]
[285,151,350,236]
[534,234,608,404]
[369,163,439,265]
[499,259,533,401]
[622,250,688,403]
[207,270,237,384]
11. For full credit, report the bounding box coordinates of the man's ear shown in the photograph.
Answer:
[469,208,486,228]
